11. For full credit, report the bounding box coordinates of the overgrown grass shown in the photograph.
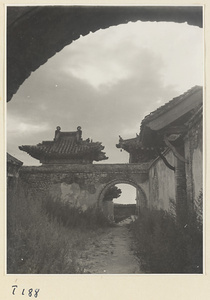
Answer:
[43,197,111,229]
[131,204,203,274]
[7,185,110,274]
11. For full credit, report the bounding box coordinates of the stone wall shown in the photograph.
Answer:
[148,150,176,211]
[19,163,149,219]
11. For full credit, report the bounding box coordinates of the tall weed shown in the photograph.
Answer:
[7,185,102,273]
[43,197,111,229]
[131,204,203,273]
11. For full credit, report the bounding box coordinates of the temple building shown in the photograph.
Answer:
[117,86,203,221]
[117,86,202,165]
[19,126,108,164]
[116,136,163,163]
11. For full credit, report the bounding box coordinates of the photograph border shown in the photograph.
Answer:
[1,1,209,299]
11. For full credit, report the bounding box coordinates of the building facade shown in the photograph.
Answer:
[117,86,203,222]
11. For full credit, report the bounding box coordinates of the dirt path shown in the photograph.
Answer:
[78,221,143,274]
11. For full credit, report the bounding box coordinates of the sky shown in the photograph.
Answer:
[114,184,136,205]
[7,20,203,204]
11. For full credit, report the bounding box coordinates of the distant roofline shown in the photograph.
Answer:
[7,152,23,166]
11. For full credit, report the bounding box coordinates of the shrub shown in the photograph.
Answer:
[43,197,111,229]
[103,186,122,201]
[131,204,203,273]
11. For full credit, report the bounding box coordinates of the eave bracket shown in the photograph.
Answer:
[164,135,188,164]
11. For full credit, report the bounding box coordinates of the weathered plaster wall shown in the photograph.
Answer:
[48,182,96,211]
[184,112,203,209]
[136,184,149,209]
[102,201,114,221]
[19,163,149,218]
[136,180,149,204]
[148,150,176,211]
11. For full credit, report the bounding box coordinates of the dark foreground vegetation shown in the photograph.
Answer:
[114,204,136,223]
[131,195,203,273]
[7,190,111,274]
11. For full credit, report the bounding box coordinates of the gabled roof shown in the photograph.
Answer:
[116,86,203,154]
[116,135,163,163]
[116,136,142,151]
[141,86,202,131]
[19,126,108,163]
[116,136,165,151]
[139,86,203,146]
[7,153,23,166]
[185,104,203,129]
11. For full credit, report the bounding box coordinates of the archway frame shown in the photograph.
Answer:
[7,6,202,101]
[98,178,147,207]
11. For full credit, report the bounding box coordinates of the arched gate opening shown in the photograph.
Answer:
[98,179,147,222]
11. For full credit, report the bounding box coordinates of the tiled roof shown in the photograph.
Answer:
[185,103,203,128]
[20,139,104,157]
[19,127,108,162]
[141,85,202,126]
[116,136,165,152]
[7,153,23,166]
[116,86,202,152]
[117,136,143,149]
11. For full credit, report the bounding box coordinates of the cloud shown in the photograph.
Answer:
[7,119,50,135]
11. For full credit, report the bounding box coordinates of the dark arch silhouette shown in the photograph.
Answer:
[7,6,202,101]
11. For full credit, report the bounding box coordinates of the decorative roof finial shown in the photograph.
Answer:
[76,126,82,141]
